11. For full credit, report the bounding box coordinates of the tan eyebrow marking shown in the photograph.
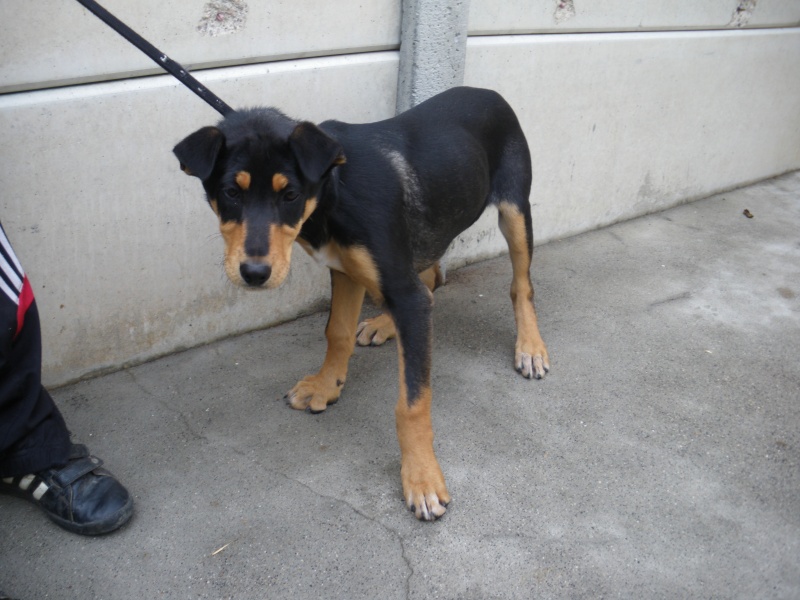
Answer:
[235,171,251,190]
[272,173,289,192]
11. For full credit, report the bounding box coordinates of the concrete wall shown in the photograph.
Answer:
[469,0,800,34]
[0,0,401,92]
[1,1,799,386]
[449,27,800,266]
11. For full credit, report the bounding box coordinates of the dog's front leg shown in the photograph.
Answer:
[285,270,365,413]
[389,284,450,520]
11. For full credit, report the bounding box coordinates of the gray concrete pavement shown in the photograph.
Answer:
[2,172,799,599]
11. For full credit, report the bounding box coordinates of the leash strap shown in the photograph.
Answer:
[75,0,235,117]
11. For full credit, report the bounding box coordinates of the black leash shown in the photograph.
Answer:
[75,0,235,117]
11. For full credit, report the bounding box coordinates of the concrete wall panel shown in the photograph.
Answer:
[0,52,399,386]
[469,0,800,35]
[0,0,400,93]
[446,29,800,266]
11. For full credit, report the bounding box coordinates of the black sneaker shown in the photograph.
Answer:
[0,443,133,535]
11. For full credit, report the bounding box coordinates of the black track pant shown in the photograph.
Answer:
[0,222,71,477]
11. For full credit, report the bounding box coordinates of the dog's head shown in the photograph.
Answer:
[174,108,345,288]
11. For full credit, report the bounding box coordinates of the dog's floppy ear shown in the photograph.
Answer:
[289,122,346,183]
[173,126,225,181]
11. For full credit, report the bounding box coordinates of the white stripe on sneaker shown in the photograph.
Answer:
[32,481,49,501]
[18,474,35,490]
[2,477,13,484]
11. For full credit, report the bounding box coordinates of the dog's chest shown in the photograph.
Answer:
[297,239,344,271]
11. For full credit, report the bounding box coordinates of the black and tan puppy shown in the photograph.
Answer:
[174,86,549,521]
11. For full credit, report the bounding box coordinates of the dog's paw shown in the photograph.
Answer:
[401,459,450,521]
[284,374,343,413]
[356,314,396,346]
[515,344,550,380]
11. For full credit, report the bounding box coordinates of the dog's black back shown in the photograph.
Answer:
[307,86,532,277]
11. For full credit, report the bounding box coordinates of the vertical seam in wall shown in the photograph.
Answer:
[396,0,471,113]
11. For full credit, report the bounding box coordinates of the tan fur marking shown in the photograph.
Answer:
[272,173,289,193]
[219,220,247,284]
[419,263,443,293]
[498,202,550,378]
[395,338,449,520]
[286,270,365,412]
[302,197,318,221]
[236,171,251,190]
[209,199,220,216]
[335,244,383,301]
[263,223,297,289]
[356,313,395,346]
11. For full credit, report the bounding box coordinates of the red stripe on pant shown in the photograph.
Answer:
[15,276,34,340]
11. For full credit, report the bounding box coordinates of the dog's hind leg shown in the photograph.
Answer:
[388,280,450,520]
[497,201,550,379]
[355,313,395,347]
[356,263,443,346]
[285,270,365,412]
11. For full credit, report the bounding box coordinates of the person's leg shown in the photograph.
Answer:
[0,223,133,534]
[1,220,71,474]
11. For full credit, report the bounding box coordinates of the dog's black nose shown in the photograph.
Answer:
[239,261,272,287]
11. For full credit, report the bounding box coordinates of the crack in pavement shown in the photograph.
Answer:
[124,369,210,442]
[269,469,415,598]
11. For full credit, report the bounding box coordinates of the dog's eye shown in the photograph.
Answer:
[222,187,240,201]
[284,191,299,203]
